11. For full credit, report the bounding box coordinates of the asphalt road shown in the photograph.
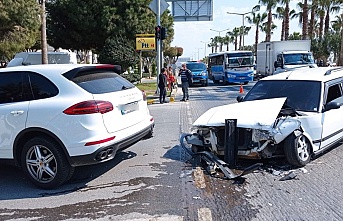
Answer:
[1,80,343,220]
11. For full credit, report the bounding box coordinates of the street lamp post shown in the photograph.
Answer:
[200,41,210,57]
[196,48,202,60]
[227,11,251,49]
[210,29,229,52]
[210,28,229,37]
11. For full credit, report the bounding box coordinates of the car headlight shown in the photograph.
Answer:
[201,71,207,76]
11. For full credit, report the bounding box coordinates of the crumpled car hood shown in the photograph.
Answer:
[193,97,287,129]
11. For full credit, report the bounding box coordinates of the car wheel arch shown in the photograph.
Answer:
[13,128,71,167]
[283,129,313,166]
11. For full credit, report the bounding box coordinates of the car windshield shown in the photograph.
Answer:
[283,53,315,65]
[243,80,321,112]
[228,57,254,67]
[186,63,206,71]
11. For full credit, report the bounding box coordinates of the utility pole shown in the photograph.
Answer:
[40,0,48,64]
[156,0,161,94]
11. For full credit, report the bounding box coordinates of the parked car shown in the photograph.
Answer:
[0,64,154,189]
[186,61,208,86]
[185,67,343,167]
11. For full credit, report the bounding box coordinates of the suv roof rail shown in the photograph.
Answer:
[324,67,343,76]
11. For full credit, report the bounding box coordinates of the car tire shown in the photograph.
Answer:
[202,79,208,87]
[143,126,154,139]
[222,77,227,85]
[21,136,73,189]
[284,133,311,167]
[244,81,249,85]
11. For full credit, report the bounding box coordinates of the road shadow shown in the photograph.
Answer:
[0,151,137,200]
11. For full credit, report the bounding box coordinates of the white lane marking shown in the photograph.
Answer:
[198,207,213,221]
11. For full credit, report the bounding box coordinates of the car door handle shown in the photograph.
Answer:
[10,110,24,116]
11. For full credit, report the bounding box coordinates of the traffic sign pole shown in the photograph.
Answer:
[156,0,161,94]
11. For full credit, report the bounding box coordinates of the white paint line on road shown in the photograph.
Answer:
[198,207,213,221]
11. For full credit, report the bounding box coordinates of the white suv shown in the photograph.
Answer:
[0,64,154,189]
[186,67,343,167]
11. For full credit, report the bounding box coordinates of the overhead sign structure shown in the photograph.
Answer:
[170,0,213,22]
[149,0,170,15]
[136,34,156,51]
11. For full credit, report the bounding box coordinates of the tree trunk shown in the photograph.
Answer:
[284,2,290,40]
[281,19,285,41]
[339,23,343,66]
[302,0,308,40]
[266,9,272,42]
[309,0,316,39]
[324,9,330,34]
[255,27,259,53]
[40,0,48,64]
[319,14,324,38]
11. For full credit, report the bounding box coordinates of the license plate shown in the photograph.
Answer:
[193,80,200,82]
[120,102,138,115]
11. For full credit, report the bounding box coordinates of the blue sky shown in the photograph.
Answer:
[171,0,303,59]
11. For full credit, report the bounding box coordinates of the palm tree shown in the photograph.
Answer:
[236,26,252,49]
[321,0,341,34]
[302,0,309,39]
[288,32,302,40]
[217,36,225,52]
[261,21,278,41]
[278,0,295,40]
[228,28,241,50]
[209,38,216,53]
[246,5,268,52]
[222,34,234,51]
[309,0,318,39]
[275,6,286,40]
[332,14,343,65]
[259,0,279,42]
[295,0,309,39]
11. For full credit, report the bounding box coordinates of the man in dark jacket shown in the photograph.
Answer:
[179,63,192,101]
[158,67,168,103]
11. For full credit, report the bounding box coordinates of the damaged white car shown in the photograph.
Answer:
[185,67,343,167]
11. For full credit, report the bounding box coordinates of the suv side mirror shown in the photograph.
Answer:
[324,101,341,111]
[236,95,244,102]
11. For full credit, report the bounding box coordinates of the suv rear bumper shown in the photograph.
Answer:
[69,123,154,167]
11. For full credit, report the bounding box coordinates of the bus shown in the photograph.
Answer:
[208,51,254,85]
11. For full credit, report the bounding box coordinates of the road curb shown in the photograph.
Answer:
[147,88,177,105]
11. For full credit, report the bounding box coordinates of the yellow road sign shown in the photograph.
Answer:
[136,37,156,51]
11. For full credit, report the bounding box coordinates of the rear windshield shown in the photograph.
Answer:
[244,80,321,112]
[71,71,135,94]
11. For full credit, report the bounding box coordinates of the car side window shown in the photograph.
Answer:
[28,72,59,100]
[0,72,31,104]
[326,84,342,104]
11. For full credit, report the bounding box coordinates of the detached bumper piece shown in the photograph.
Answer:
[180,119,262,180]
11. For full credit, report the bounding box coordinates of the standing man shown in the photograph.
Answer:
[158,67,168,104]
[179,63,192,101]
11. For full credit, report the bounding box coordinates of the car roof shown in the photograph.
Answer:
[261,67,343,82]
[0,64,119,76]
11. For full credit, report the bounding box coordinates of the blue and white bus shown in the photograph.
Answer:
[208,51,254,85]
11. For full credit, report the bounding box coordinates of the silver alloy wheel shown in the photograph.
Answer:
[26,145,57,183]
[297,135,310,162]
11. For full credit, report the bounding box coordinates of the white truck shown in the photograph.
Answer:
[256,40,317,79]
[6,51,78,67]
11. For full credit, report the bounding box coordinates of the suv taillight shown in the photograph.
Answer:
[63,100,113,115]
